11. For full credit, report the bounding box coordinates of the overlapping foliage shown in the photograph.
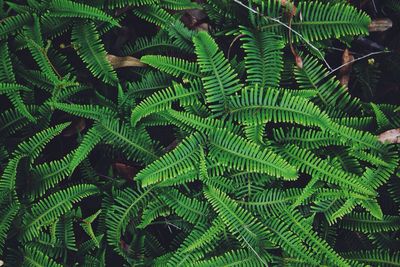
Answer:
[0,0,399,266]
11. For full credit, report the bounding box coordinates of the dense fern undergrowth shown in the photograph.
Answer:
[0,0,399,266]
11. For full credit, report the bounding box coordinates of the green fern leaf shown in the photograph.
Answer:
[140,55,201,79]
[49,0,119,26]
[239,26,284,87]
[193,31,242,114]
[22,184,98,242]
[72,21,118,85]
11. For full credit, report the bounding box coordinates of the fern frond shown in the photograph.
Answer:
[49,0,119,26]
[96,118,159,163]
[69,126,102,172]
[31,152,74,198]
[137,199,170,229]
[295,55,361,114]
[141,55,201,79]
[106,187,152,255]
[0,201,20,252]
[160,0,200,10]
[23,248,63,267]
[163,110,239,134]
[0,41,16,82]
[180,218,224,253]
[51,102,117,121]
[15,122,70,162]
[81,210,102,248]
[126,71,172,98]
[340,212,400,234]
[22,184,98,242]
[273,128,343,149]
[72,21,118,85]
[193,249,268,267]
[229,87,331,128]
[279,145,375,196]
[131,83,200,126]
[108,0,157,9]
[239,26,284,87]
[204,186,272,265]
[283,1,370,42]
[0,13,31,40]
[133,5,174,28]
[342,249,400,267]
[161,189,209,224]
[193,31,242,114]
[208,129,298,180]
[135,133,204,187]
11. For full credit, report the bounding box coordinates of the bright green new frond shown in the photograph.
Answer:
[208,129,298,180]
[228,87,331,128]
[327,122,384,152]
[239,26,284,87]
[49,0,119,26]
[135,133,204,187]
[131,83,200,126]
[333,116,374,130]
[161,189,209,224]
[0,156,22,194]
[22,184,98,242]
[72,21,118,85]
[193,31,242,114]
[141,55,201,79]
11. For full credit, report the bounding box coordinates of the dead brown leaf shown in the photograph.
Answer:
[368,18,393,32]
[339,48,354,87]
[106,54,145,69]
[377,128,400,144]
[63,118,86,137]
[113,162,137,179]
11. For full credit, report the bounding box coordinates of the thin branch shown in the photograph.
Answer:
[327,50,392,76]
[233,0,333,70]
